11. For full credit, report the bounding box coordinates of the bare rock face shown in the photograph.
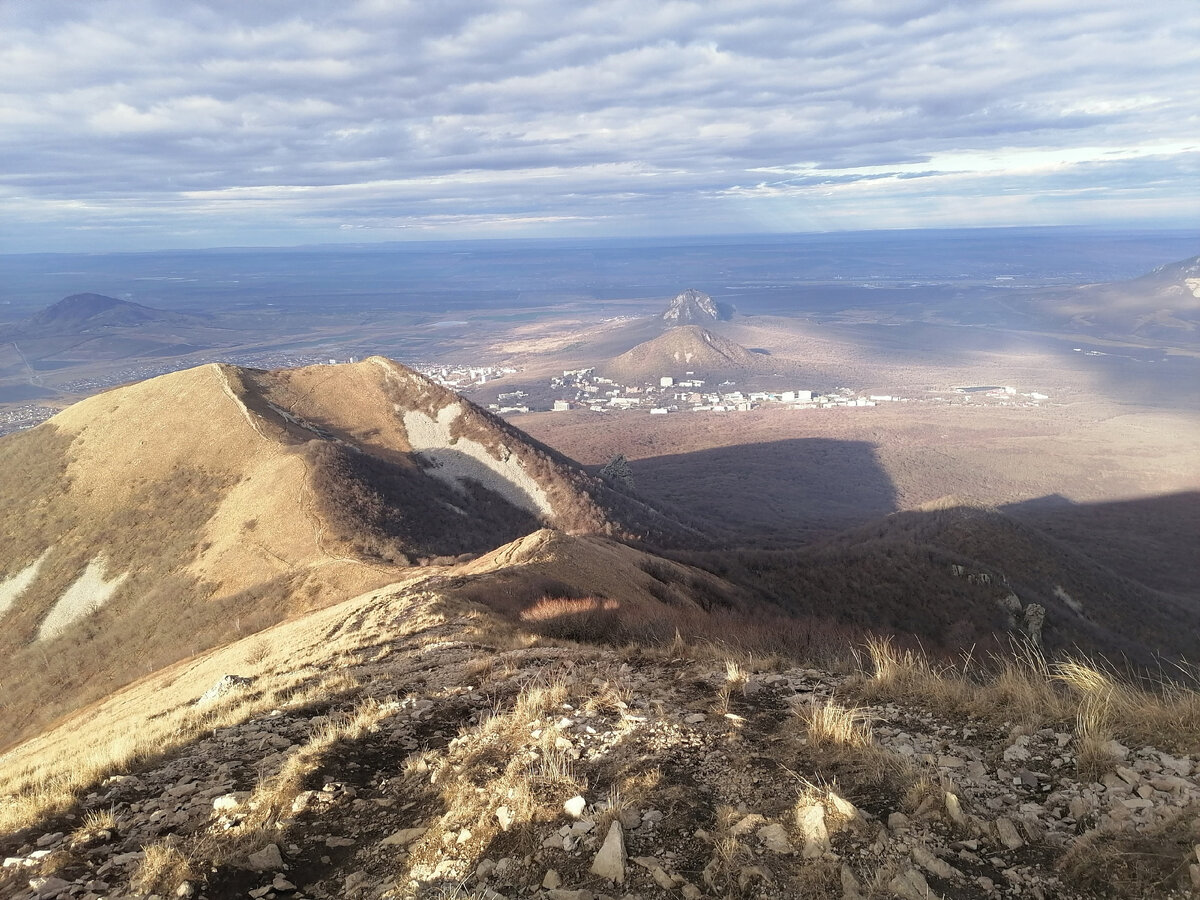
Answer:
[661,289,727,325]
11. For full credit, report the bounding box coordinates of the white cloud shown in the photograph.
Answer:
[1,0,1197,250]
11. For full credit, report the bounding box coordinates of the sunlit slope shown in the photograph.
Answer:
[0,357,633,747]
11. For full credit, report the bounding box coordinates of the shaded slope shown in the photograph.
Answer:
[671,497,1200,665]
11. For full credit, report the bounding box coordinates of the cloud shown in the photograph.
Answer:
[1,0,1197,250]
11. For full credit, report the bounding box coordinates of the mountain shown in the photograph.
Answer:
[602,325,762,383]
[0,357,684,747]
[1027,254,1200,343]
[661,288,732,325]
[24,292,199,334]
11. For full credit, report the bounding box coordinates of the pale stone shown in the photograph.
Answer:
[944,792,966,826]
[730,813,765,836]
[841,864,864,899]
[496,806,514,831]
[380,827,426,846]
[912,845,959,879]
[757,822,793,854]
[542,869,562,889]
[563,795,587,818]
[246,843,283,871]
[995,817,1024,850]
[795,804,830,858]
[888,869,936,900]
[589,821,626,883]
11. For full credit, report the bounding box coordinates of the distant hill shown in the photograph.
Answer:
[661,288,732,325]
[24,292,198,334]
[1029,254,1200,342]
[603,325,762,383]
[0,357,682,747]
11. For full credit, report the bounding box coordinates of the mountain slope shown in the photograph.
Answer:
[0,356,673,747]
[4,571,1200,900]
[603,325,763,383]
[1028,254,1200,343]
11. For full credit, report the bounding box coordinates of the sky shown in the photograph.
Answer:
[1,0,1198,252]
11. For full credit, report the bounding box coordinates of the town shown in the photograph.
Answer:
[469,367,1052,416]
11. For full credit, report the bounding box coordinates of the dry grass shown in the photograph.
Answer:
[1055,657,1200,753]
[132,840,195,895]
[853,636,1069,727]
[0,585,402,835]
[794,700,874,752]
[792,698,916,796]
[1058,802,1200,898]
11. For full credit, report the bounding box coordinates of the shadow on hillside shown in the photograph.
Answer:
[663,489,1200,667]
[1003,491,1200,598]
[626,437,898,546]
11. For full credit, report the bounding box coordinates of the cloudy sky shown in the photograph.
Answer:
[2,0,1198,251]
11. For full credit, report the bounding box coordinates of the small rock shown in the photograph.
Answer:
[888,868,935,900]
[995,817,1024,850]
[212,792,250,813]
[542,869,562,889]
[887,811,911,832]
[381,827,426,846]
[912,845,960,879]
[841,864,864,899]
[563,795,587,818]
[496,806,514,831]
[684,713,706,724]
[246,843,284,871]
[589,821,626,883]
[29,876,71,899]
[945,792,966,826]
[730,813,765,836]
[757,822,793,854]
[272,874,296,891]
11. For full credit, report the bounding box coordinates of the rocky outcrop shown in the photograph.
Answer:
[661,289,726,325]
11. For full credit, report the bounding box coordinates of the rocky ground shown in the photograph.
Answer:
[4,595,1200,900]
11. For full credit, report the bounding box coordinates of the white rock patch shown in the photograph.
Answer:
[0,549,50,619]
[37,555,128,641]
[402,403,553,519]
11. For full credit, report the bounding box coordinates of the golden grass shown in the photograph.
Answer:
[791,698,917,796]
[794,700,874,751]
[132,840,195,895]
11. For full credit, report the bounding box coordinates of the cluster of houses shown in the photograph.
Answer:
[416,363,519,393]
[526,367,897,414]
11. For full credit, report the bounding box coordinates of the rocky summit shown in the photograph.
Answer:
[661,290,727,326]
